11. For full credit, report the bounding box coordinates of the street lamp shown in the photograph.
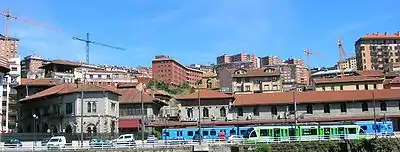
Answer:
[33,114,39,147]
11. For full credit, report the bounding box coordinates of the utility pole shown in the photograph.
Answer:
[197,81,201,145]
[72,33,125,64]
[137,83,145,147]
[372,90,377,138]
[81,87,84,147]
[303,49,312,85]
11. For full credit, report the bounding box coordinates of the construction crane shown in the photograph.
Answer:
[337,38,348,77]
[303,49,322,85]
[0,7,63,57]
[72,33,125,64]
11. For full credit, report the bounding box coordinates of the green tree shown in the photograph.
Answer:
[255,143,271,152]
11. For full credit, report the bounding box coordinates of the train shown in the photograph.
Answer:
[161,120,394,141]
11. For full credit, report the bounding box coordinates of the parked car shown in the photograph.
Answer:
[89,139,113,148]
[146,135,158,144]
[227,135,244,143]
[167,137,188,145]
[112,134,136,147]
[46,136,67,149]
[4,138,22,148]
[41,137,51,146]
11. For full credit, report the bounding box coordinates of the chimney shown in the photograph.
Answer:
[366,33,370,36]
[396,31,400,35]
[375,32,379,35]
[384,32,387,35]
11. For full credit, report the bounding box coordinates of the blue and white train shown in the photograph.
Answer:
[161,120,394,141]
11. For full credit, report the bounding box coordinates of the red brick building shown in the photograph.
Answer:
[152,55,203,87]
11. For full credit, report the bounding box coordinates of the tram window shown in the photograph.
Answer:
[260,129,269,136]
[195,131,199,135]
[240,130,246,135]
[230,130,236,135]
[188,131,194,136]
[203,131,209,136]
[302,128,318,136]
[338,127,345,134]
[348,128,357,134]
[289,128,295,136]
[250,131,257,137]
[210,130,216,135]
[165,132,170,136]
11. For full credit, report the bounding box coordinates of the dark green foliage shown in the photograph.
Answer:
[148,80,195,95]
[255,143,271,152]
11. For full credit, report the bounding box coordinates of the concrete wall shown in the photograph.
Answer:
[316,83,383,91]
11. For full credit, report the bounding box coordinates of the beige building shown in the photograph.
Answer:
[219,67,282,94]
[313,76,384,91]
[200,69,219,89]
[260,56,282,66]
[355,32,400,71]
[338,56,357,70]
[0,34,19,60]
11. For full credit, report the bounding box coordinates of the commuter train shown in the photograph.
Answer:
[161,120,393,141]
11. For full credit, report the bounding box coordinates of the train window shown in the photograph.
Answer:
[210,130,216,135]
[250,131,257,137]
[338,127,345,134]
[230,130,236,135]
[165,132,170,136]
[188,131,194,136]
[348,128,357,134]
[361,126,367,131]
[195,131,199,135]
[260,129,269,136]
[203,131,209,136]
[301,128,318,136]
[240,130,246,135]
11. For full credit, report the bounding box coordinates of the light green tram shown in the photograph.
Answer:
[243,124,361,143]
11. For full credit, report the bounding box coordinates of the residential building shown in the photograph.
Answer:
[215,61,254,74]
[312,76,384,91]
[177,89,234,122]
[260,56,282,66]
[118,89,164,133]
[154,89,400,131]
[311,69,357,79]
[355,32,400,71]
[0,34,19,59]
[152,55,203,87]
[20,55,47,79]
[216,53,259,70]
[337,56,357,70]
[200,69,219,89]
[0,57,9,133]
[2,57,21,132]
[18,84,120,134]
[219,67,282,94]
[41,60,81,83]
[285,58,305,66]
[216,54,231,64]
[85,70,136,86]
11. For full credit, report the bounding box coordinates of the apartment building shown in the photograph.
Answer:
[312,76,384,91]
[338,56,357,70]
[260,56,282,66]
[152,55,203,87]
[85,70,136,86]
[216,53,259,70]
[219,67,282,93]
[1,57,21,132]
[0,34,19,59]
[355,32,400,71]
[0,57,9,133]
[18,84,120,134]
[20,55,47,79]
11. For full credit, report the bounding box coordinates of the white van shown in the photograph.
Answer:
[113,134,136,147]
[46,136,67,149]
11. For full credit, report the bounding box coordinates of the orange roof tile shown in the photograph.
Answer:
[117,82,139,88]
[360,33,400,40]
[118,89,155,104]
[355,70,384,77]
[138,77,152,85]
[177,89,233,100]
[313,76,383,84]
[390,77,400,84]
[20,83,121,102]
[19,78,61,86]
[233,89,400,106]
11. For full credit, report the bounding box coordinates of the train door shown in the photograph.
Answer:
[273,128,280,141]
[280,128,289,142]
[330,127,338,140]
[289,128,296,141]
[323,128,330,140]
[338,127,345,140]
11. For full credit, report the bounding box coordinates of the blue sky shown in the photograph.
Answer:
[0,0,399,67]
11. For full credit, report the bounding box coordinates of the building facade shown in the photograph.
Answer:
[355,32,400,71]
[20,55,47,79]
[312,76,384,91]
[0,57,10,133]
[0,34,19,59]
[18,84,120,134]
[85,70,136,86]
[260,56,283,66]
[152,55,203,87]
[338,56,357,70]
[216,53,259,69]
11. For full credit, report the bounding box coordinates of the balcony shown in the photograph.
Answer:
[46,72,74,79]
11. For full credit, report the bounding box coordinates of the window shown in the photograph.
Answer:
[398,102,400,110]
[188,131,193,136]
[324,104,330,113]
[187,108,193,118]
[253,107,260,116]
[373,84,377,89]
[322,86,326,91]
[288,105,294,112]
[89,75,93,78]
[260,129,269,136]
[244,85,250,92]
[202,131,209,136]
[210,130,216,136]
[111,103,116,111]
[380,102,387,111]
[203,108,209,117]
[87,102,97,113]
[330,85,335,91]
[65,103,73,114]
[340,103,347,113]
[306,104,313,114]
[364,84,369,90]
[271,106,277,115]
[356,85,359,90]
[250,131,257,137]
[362,103,368,112]
[340,85,343,90]
[238,108,243,116]
[220,107,226,117]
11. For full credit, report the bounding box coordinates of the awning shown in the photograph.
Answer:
[118,118,140,128]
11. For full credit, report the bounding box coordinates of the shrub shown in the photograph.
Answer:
[255,143,271,152]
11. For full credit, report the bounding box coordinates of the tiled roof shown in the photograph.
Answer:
[360,33,400,40]
[355,70,384,77]
[41,60,81,68]
[177,89,233,100]
[20,83,121,102]
[118,89,155,104]
[233,89,400,106]
[390,77,400,84]
[117,82,139,88]
[231,68,280,78]
[19,78,61,86]
[313,76,383,84]
[138,77,152,85]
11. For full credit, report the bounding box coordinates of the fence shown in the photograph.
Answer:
[0,133,119,142]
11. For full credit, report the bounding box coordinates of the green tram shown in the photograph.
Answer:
[243,124,361,143]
